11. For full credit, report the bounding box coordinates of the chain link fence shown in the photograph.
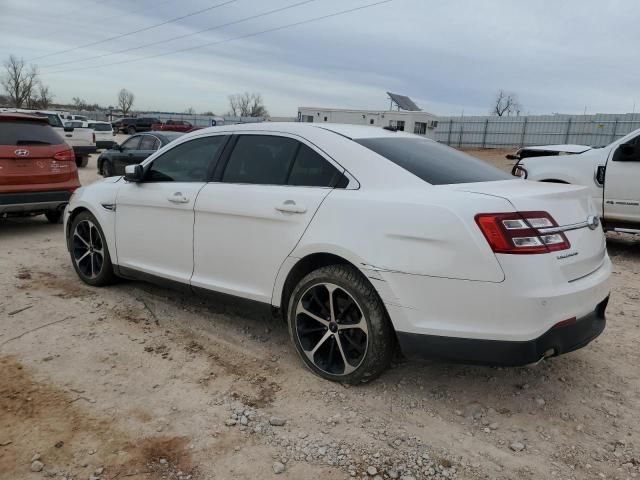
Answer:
[434,114,640,149]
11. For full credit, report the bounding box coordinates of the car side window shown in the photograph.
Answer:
[288,144,342,187]
[146,136,226,182]
[121,136,141,151]
[222,135,298,185]
[139,135,159,150]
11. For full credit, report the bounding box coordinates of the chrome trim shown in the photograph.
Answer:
[613,227,640,234]
[538,221,590,234]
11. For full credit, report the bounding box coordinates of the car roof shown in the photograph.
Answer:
[132,131,184,142]
[196,122,426,140]
[0,112,49,123]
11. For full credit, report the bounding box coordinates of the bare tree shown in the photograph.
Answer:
[38,84,54,109]
[72,96,87,110]
[117,88,135,116]
[228,92,268,118]
[491,89,521,117]
[185,106,195,115]
[1,55,40,108]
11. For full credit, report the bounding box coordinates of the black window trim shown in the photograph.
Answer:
[212,132,356,189]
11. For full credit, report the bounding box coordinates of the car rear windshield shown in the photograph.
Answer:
[355,137,511,185]
[0,121,64,146]
[89,123,112,131]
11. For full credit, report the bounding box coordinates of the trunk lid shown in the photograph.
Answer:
[0,145,77,187]
[452,179,606,281]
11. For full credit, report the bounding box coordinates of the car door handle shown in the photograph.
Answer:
[168,192,190,204]
[275,200,307,214]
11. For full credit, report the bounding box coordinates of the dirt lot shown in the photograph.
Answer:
[1,146,640,480]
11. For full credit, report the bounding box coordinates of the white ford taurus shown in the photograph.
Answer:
[64,123,611,383]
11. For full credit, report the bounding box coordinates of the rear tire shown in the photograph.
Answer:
[127,126,136,135]
[69,211,116,286]
[287,265,394,384]
[76,156,89,168]
[45,211,62,224]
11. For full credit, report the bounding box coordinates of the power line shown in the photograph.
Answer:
[45,0,395,76]
[29,0,238,62]
[41,0,317,70]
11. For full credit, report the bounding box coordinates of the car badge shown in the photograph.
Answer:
[15,149,30,157]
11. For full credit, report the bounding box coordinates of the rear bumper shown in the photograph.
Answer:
[0,190,72,214]
[73,145,97,156]
[397,296,608,365]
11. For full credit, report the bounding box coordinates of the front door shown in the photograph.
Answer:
[112,135,141,174]
[605,135,640,225]
[192,134,345,302]
[114,135,227,283]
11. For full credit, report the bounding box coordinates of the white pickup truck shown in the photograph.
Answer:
[513,130,640,233]
[4,109,97,167]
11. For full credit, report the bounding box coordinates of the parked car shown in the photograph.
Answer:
[64,123,610,383]
[152,119,200,133]
[65,114,89,122]
[87,121,117,149]
[3,108,96,167]
[97,131,184,177]
[112,117,161,134]
[65,120,85,128]
[506,144,592,160]
[513,128,640,234]
[1,112,80,223]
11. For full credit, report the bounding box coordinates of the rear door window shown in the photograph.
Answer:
[0,121,64,145]
[139,135,160,150]
[355,137,511,185]
[222,135,298,185]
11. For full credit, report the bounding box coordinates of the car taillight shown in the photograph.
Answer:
[53,148,75,161]
[475,211,570,254]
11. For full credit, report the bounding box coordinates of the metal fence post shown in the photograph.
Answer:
[520,117,528,147]
[458,122,463,148]
[564,118,572,144]
[610,118,618,143]
[447,119,453,145]
[482,118,489,148]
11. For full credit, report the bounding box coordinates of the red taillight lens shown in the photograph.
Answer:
[53,148,75,162]
[475,211,570,254]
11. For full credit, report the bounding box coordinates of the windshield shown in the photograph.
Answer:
[34,113,63,128]
[355,137,511,185]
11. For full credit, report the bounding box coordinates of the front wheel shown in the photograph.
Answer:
[287,265,394,384]
[69,211,116,286]
[102,160,114,177]
[127,126,136,135]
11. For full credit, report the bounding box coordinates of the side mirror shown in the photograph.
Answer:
[64,126,75,132]
[124,164,144,182]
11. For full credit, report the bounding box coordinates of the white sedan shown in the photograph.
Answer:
[64,123,611,383]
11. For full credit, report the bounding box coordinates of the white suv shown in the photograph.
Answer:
[64,123,610,383]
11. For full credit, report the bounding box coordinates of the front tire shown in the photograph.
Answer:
[69,211,116,286]
[102,160,114,177]
[127,126,136,135]
[287,265,394,384]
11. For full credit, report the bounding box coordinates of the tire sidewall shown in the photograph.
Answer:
[69,211,115,286]
[103,160,113,177]
[287,265,392,384]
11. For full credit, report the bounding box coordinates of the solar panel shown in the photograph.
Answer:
[387,92,421,111]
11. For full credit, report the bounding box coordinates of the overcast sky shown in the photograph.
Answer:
[1,0,638,116]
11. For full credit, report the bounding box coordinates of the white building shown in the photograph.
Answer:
[297,92,438,138]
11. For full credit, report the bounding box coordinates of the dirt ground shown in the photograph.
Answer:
[1,145,640,480]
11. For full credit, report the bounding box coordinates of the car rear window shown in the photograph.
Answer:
[355,137,511,185]
[0,121,64,146]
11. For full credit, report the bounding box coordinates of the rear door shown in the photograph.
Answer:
[604,135,640,225]
[192,133,344,302]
